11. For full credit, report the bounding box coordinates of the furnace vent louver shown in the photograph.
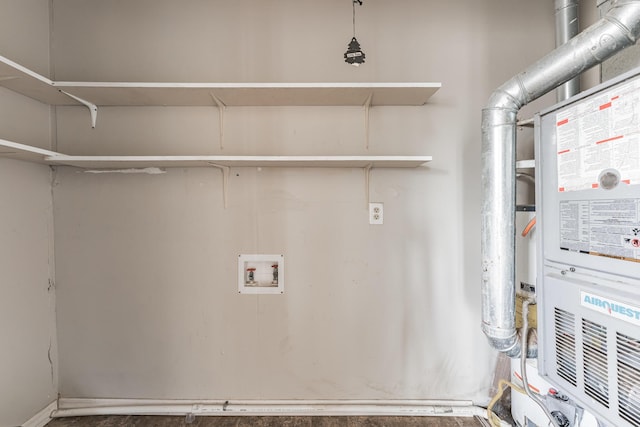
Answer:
[554,307,577,386]
[617,332,640,426]
[552,303,640,426]
[582,318,609,408]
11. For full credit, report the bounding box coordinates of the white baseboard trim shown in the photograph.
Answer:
[22,400,57,427]
[53,398,487,419]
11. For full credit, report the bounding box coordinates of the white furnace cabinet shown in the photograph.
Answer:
[536,66,640,427]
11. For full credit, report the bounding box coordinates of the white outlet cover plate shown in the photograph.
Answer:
[238,254,284,294]
[369,202,384,225]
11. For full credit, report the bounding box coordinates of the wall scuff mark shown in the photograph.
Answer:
[48,339,54,384]
[82,168,166,175]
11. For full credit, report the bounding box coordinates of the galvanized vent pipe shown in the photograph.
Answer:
[481,0,640,357]
[555,0,581,101]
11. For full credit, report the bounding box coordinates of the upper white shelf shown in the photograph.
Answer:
[0,56,72,104]
[52,82,441,107]
[0,55,441,107]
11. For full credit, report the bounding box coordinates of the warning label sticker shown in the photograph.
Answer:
[555,79,640,192]
[559,199,640,263]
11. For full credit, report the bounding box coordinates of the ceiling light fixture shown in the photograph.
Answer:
[344,0,365,67]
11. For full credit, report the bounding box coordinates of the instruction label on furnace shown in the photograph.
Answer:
[560,199,640,263]
[555,79,640,192]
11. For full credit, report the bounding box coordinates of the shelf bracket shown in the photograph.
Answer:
[59,90,98,128]
[208,162,230,209]
[363,92,373,150]
[210,93,226,151]
[364,163,373,206]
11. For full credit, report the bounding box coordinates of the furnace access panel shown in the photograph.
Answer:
[536,67,640,427]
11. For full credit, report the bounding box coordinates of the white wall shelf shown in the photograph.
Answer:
[517,118,534,128]
[51,82,441,107]
[45,155,432,169]
[0,138,431,208]
[0,55,440,107]
[0,54,440,145]
[0,138,61,164]
[0,54,436,207]
[0,139,432,169]
[0,55,71,104]
[516,159,535,169]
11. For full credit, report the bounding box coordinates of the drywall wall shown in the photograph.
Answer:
[0,3,56,425]
[51,0,557,402]
[0,158,57,426]
[0,0,50,78]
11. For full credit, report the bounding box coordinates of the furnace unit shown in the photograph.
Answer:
[536,66,640,427]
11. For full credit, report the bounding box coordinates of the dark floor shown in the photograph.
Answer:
[46,415,487,426]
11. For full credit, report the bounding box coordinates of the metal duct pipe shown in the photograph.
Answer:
[555,0,581,101]
[481,0,640,357]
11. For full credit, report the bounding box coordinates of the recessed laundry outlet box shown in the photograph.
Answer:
[238,254,284,294]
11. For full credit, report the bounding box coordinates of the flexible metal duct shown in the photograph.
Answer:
[555,0,580,101]
[481,0,640,357]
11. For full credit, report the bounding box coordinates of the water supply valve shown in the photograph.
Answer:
[246,268,256,284]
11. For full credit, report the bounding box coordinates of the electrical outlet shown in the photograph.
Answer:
[369,202,383,225]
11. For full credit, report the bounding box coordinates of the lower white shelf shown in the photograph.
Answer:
[0,138,431,207]
[0,138,432,169]
[0,138,60,164]
[45,155,432,169]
